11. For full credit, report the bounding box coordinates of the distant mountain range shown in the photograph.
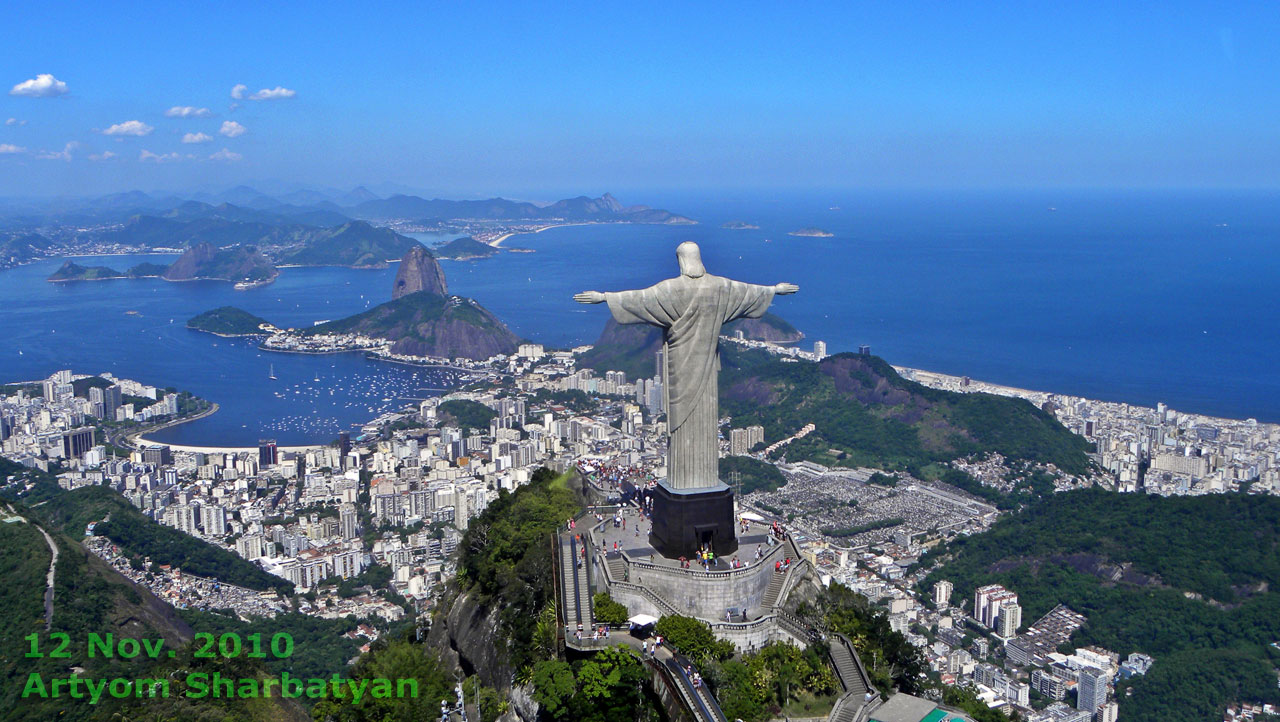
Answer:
[348,191,694,224]
[3,188,692,277]
[0,187,693,228]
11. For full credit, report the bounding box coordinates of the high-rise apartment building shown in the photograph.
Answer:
[933,580,953,608]
[339,503,359,540]
[1076,667,1109,714]
[974,584,1018,629]
[997,601,1022,637]
[201,504,227,537]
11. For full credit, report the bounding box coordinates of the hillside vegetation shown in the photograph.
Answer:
[919,489,1280,722]
[187,305,273,335]
[719,455,787,493]
[457,468,582,670]
[0,503,308,721]
[438,399,497,431]
[720,349,1093,475]
[46,260,170,281]
[163,242,277,282]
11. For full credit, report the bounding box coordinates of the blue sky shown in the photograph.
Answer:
[1,2,1277,198]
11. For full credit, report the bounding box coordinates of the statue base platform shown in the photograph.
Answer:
[649,481,737,559]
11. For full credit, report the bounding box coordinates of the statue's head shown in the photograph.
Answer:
[676,241,706,278]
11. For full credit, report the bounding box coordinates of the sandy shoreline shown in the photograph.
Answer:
[489,222,598,247]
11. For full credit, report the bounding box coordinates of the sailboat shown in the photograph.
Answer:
[269,364,277,380]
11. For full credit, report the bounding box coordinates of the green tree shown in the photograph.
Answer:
[654,615,735,664]
[531,660,577,719]
[592,592,630,626]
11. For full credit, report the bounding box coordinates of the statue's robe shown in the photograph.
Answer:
[605,273,775,490]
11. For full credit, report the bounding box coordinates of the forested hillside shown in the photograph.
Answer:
[919,489,1280,721]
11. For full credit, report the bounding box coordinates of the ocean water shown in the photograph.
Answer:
[0,254,454,447]
[1,190,1278,447]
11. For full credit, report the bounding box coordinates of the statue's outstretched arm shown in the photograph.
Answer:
[774,283,799,295]
[574,291,606,304]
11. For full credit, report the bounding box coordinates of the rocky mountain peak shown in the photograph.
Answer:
[392,244,448,299]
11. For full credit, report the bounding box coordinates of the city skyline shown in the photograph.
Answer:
[4,2,1280,197]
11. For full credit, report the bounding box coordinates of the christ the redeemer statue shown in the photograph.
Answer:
[576,241,797,557]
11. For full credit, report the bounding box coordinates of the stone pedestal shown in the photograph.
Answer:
[649,481,738,558]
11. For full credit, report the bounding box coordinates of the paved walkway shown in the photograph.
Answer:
[592,507,790,573]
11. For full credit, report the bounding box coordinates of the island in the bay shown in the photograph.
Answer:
[47,260,168,282]
[185,306,277,336]
[721,220,760,230]
[789,226,835,237]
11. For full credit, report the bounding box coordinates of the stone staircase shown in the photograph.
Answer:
[761,567,788,608]
[828,632,875,722]
[606,554,626,582]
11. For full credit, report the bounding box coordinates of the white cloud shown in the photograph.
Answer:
[10,73,68,98]
[89,151,117,161]
[103,120,154,137]
[182,132,213,144]
[37,141,77,161]
[230,83,247,100]
[139,149,181,163]
[0,143,26,154]
[219,120,246,138]
[165,106,212,118]
[209,147,242,162]
[5,118,26,126]
[249,86,296,101]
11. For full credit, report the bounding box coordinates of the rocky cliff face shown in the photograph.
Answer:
[393,244,448,298]
[427,589,541,720]
[428,589,515,691]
